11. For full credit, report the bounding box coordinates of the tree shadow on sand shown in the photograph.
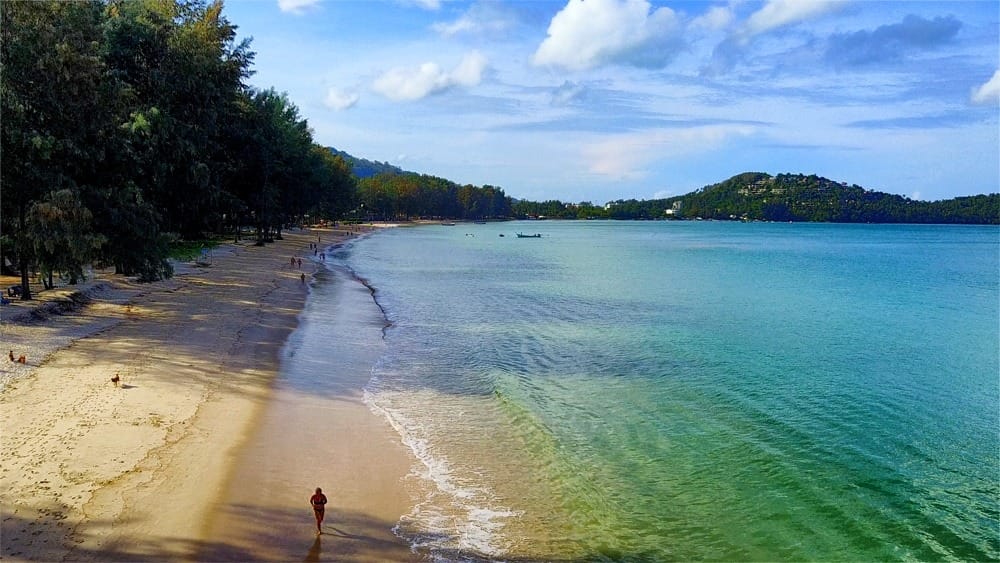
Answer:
[2,498,673,562]
[199,503,418,562]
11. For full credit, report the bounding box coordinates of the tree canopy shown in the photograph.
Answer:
[356,172,512,221]
[1,0,355,297]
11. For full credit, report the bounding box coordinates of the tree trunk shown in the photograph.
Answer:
[17,203,32,300]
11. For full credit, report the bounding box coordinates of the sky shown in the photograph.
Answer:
[222,0,1000,203]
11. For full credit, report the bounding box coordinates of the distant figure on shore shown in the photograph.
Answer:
[300,273,306,284]
[8,350,14,362]
[290,256,296,268]
[17,355,26,364]
[297,258,302,269]
[111,373,120,387]
[310,487,328,534]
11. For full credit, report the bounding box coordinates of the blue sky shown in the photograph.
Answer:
[223,0,999,203]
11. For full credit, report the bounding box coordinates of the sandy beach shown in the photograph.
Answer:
[1,227,416,561]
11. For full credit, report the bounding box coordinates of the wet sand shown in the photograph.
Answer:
[201,265,417,561]
[1,227,413,561]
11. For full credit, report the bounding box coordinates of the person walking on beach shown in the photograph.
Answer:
[310,487,328,534]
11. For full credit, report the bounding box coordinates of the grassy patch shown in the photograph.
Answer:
[168,238,226,261]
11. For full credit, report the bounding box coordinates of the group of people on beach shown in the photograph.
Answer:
[308,242,326,261]
[294,236,330,285]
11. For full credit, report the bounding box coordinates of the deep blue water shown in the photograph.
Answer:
[319,221,998,561]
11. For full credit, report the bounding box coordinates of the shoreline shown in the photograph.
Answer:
[1,226,411,561]
[200,242,418,561]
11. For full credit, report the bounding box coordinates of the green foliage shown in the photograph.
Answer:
[509,174,998,224]
[665,173,999,224]
[328,147,403,178]
[27,190,106,287]
[356,173,512,221]
[1,0,357,297]
[168,238,223,261]
[1,0,111,298]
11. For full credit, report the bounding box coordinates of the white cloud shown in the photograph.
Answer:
[277,0,320,14]
[582,125,755,179]
[532,0,682,71]
[324,87,359,110]
[402,0,442,10]
[450,51,488,86]
[971,69,1000,105]
[704,0,844,74]
[742,0,842,38]
[433,15,476,36]
[432,2,517,38]
[691,5,734,31]
[372,51,488,101]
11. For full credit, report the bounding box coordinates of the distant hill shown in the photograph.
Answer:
[658,172,999,224]
[327,147,404,178]
[325,150,998,224]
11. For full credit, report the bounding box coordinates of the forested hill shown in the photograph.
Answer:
[327,148,403,178]
[556,172,999,224]
[665,173,998,224]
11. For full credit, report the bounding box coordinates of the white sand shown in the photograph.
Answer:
[1,227,415,561]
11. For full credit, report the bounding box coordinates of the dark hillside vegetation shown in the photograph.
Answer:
[510,173,998,224]
[664,173,999,224]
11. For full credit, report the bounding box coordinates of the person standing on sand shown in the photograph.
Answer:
[310,487,328,534]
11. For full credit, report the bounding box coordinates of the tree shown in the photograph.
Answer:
[307,145,356,221]
[26,190,105,288]
[1,0,110,299]
[103,0,253,239]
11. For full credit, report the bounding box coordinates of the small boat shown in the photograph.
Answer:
[498,234,505,237]
[516,233,542,238]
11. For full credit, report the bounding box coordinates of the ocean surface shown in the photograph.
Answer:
[312,221,998,561]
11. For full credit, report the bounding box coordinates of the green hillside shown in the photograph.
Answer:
[664,173,998,224]
[327,147,403,178]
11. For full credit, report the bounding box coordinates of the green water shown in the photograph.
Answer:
[331,221,998,561]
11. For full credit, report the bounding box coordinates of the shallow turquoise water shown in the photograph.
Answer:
[327,221,998,561]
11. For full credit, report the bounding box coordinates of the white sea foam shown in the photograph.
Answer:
[364,377,520,558]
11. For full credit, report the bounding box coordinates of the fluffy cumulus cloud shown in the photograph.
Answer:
[971,69,1000,105]
[532,0,682,71]
[324,87,359,110]
[826,14,962,67]
[372,51,488,101]
[277,0,320,15]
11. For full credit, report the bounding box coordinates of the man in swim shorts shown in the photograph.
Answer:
[310,487,328,534]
